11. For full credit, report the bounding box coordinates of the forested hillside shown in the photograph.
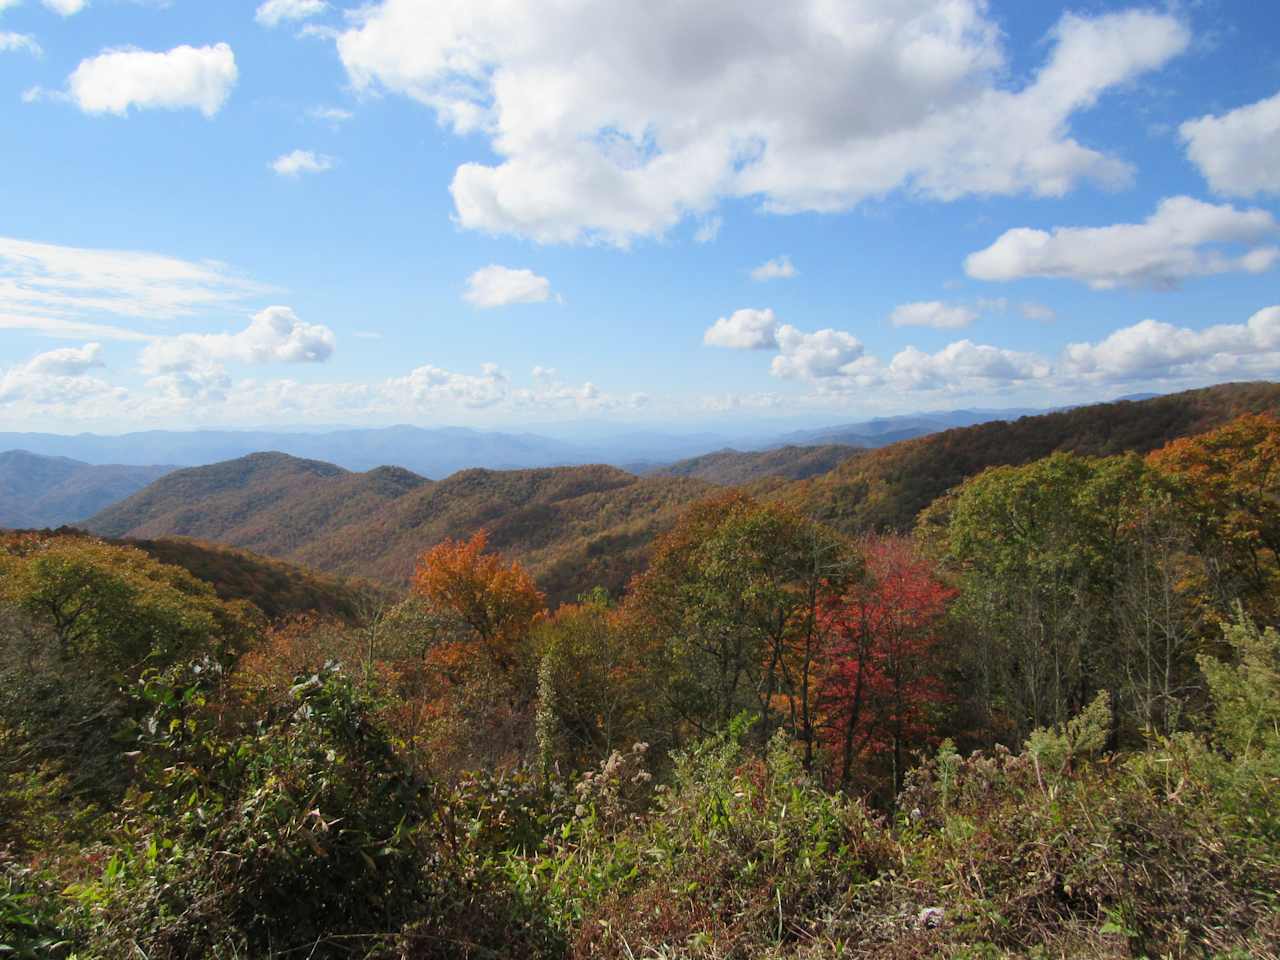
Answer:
[84,383,1280,607]
[648,443,861,485]
[87,459,711,604]
[4,409,1279,958]
[0,451,174,529]
[769,380,1280,534]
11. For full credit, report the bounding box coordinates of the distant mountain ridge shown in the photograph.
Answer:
[769,381,1280,535]
[0,403,1056,479]
[0,451,175,529]
[81,383,1276,605]
[86,455,710,604]
[648,444,863,485]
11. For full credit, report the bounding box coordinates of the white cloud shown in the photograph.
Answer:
[271,149,334,177]
[1062,306,1280,383]
[885,340,1049,391]
[335,4,1187,245]
[1020,301,1057,323]
[0,236,270,340]
[1181,89,1280,198]
[703,307,779,350]
[462,265,552,308]
[750,255,797,282]
[0,32,40,55]
[256,0,328,28]
[890,300,976,329]
[0,343,122,407]
[308,105,352,124]
[68,44,237,117]
[139,306,335,375]
[42,0,85,15]
[965,196,1279,290]
[772,325,868,380]
[707,308,1050,394]
[21,342,103,376]
[694,216,722,245]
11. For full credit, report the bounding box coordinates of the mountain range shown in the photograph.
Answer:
[0,450,175,530]
[74,382,1280,606]
[0,405,1062,478]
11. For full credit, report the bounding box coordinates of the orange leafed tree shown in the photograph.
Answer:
[411,531,546,676]
[1148,413,1280,620]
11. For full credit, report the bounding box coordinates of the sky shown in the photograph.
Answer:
[1,0,1279,434]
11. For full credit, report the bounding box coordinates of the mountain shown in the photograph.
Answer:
[0,426,591,477]
[82,383,1279,605]
[86,457,711,605]
[647,444,863,485]
[118,536,385,622]
[769,407,1044,449]
[0,410,1036,480]
[87,452,430,557]
[768,381,1280,535]
[0,450,175,529]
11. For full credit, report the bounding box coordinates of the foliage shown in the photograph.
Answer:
[625,494,859,757]
[920,453,1179,740]
[0,533,260,672]
[541,725,893,959]
[816,537,951,793]
[74,661,434,959]
[534,593,656,774]
[1149,412,1280,622]
[776,380,1280,537]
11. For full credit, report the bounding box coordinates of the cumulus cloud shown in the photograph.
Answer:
[271,149,334,177]
[42,0,85,15]
[890,301,977,329]
[772,325,868,380]
[1181,89,1280,198]
[886,340,1049,390]
[703,307,779,350]
[334,3,1187,245]
[965,196,1279,290]
[256,0,328,28]
[0,343,121,407]
[68,43,238,117]
[750,256,796,281]
[0,32,41,55]
[0,236,270,341]
[139,306,335,375]
[1062,306,1280,383]
[462,265,553,308]
[706,308,1050,394]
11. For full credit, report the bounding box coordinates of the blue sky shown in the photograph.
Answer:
[1,0,1278,433]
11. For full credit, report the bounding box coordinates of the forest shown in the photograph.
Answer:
[2,411,1278,958]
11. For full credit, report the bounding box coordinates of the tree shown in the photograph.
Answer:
[410,530,546,677]
[408,532,548,772]
[533,590,653,773]
[625,494,858,759]
[0,533,260,675]
[816,536,951,791]
[1148,413,1280,623]
[920,453,1155,739]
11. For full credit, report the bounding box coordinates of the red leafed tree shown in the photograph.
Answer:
[817,536,952,792]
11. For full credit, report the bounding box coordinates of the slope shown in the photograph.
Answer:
[769,381,1280,534]
[648,444,863,485]
[86,453,430,556]
[0,450,175,529]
